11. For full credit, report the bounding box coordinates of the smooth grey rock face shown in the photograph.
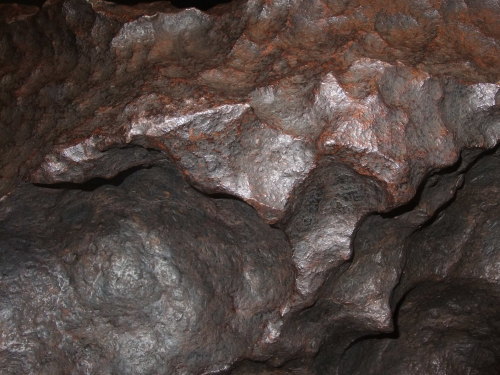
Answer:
[0,0,499,374]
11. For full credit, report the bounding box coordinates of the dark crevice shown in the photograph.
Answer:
[109,0,234,11]
[269,222,282,229]
[415,146,499,231]
[1,0,45,5]
[380,147,495,219]
[380,161,463,219]
[170,0,233,10]
[335,282,420,375]
[338,283,409,360]
[33,165,153,192]
[413,187,457,231]
[336,146,500,371]
[107,0,171,5]
[187,183,248,204]
[201,191,244,201]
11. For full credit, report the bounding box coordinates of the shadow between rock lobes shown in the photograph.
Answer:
[170,0,234,10]
[0,159,295,375]
[110,0,234,11]
[33,165,151,191]
[0,0,45,5]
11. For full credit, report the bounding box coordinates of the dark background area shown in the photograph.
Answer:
[1,0,46,5]
[0,0,234,11]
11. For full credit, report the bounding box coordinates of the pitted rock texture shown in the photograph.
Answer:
[0,160,294,374]
[0,0,499,374]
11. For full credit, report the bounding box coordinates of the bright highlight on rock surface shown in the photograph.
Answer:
[0,0,498,374]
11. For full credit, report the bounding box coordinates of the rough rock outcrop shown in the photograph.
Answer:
[0,0,498,374]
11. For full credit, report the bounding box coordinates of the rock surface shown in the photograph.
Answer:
[0,0,499,374]
[0,160,294,374]
[339,281,500,375]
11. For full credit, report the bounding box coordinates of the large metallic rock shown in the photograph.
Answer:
[0,0,498,374]
[0,160,294,374]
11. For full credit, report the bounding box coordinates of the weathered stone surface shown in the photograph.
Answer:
[1,0,498,211]
[0,0,499,374]
[0,160,294,374]
[311,148,500,374]
[394,149,500,300]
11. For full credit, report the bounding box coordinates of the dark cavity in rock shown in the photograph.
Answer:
[110,0,234,11]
